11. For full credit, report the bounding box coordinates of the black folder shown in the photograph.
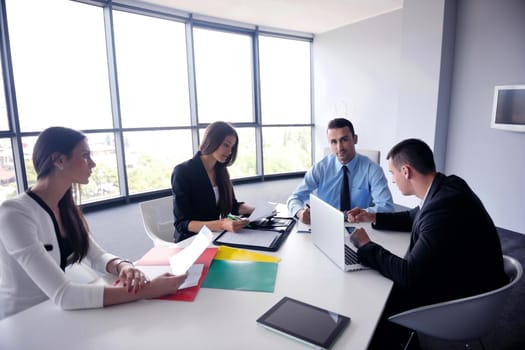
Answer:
[213,216,295,252]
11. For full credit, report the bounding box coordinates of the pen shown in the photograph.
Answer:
[306,204,310,209]
[227,214,252,228]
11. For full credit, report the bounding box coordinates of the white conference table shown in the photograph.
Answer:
[0,221,410,350]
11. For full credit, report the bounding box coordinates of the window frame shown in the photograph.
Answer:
[0,0,314,209]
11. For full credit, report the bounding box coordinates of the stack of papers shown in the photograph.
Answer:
[134,226,216,301]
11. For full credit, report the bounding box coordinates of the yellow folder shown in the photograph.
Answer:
[214,245,281,263]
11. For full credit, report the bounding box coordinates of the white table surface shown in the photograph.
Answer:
[0,221,410,350]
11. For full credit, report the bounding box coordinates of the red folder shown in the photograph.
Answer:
[136,246,217,301]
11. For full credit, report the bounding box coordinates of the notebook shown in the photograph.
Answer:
[310,194,368,271]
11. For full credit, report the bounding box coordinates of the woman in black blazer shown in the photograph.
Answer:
[171,121,254,242]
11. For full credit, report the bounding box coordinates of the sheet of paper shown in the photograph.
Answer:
[169,226,212,275]
[137,264,204,289]
[216,228,280,248]
[296,221,311,233]
[248,202,277,222]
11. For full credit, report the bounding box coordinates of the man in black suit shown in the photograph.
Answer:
[347,138,507,348]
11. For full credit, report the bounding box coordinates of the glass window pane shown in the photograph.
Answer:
[24,133,120,203]
[262,126,312,174]
[0,139,17,203]
[199,127,257,179]
[125,130,194,194]
[22,136,37,187]
[229,127,256,178]
[0,63,8,130]
[113,11,190,127]
[193,28,253,123]
[259,36,311,124]
[6,0,113,131]
[81,133,120,202]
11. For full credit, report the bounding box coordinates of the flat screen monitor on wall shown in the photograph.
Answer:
[491,85,525,132]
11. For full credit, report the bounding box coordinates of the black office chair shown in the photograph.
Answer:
[388,255,522,350]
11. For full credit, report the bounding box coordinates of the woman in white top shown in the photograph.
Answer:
[0,127,187,319]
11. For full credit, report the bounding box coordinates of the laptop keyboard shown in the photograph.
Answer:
[344,244,360,265]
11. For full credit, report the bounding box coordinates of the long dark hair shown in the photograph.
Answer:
[199,121,238,217]
[32,127,90,263]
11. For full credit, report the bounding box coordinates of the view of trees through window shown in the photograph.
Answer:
[0,0,313,205]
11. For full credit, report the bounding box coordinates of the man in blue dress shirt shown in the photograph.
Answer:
[287,118,394,224]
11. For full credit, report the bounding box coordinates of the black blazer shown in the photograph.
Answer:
[171,152,242,242]
[358,173,507,310]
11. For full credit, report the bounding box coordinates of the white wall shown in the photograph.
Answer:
[312,0,525,233]
[446,0,525,233]
[312,9,402,200]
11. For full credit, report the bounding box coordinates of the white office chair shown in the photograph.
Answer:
[357,149,380,164]
[388,255,523,350]
[139,196,177,247]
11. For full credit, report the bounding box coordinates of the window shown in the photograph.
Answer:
[259,36,312,173]
[262,126,311,174]
[112,11,191,128]
[193,28,254,124]
[259,36,311,125]
[6,0,113,131]
[0,63,8,131]
[1,1,313,207]
[0,139,16,203]
[124,130,193,194]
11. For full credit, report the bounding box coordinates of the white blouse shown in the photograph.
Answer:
[0,192,117,319]
[213,185,219,205]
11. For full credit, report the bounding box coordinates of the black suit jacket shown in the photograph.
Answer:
[358,173,507,310]
[171,152,242,242]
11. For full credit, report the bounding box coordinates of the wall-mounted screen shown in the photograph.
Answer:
[491,85,525,132]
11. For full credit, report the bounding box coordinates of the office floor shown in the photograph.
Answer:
[85,179,525,350]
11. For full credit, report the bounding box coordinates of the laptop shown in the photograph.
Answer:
[310,194,368,271]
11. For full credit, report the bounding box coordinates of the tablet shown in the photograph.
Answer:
[256,296,350,349]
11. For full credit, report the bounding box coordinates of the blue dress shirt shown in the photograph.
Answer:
[287,153,394,216]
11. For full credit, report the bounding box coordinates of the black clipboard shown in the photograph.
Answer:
[213,217,295,252]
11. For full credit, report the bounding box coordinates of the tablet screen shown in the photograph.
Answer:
[256,297,350,349]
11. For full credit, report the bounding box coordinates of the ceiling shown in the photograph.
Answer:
[137,0,403,34]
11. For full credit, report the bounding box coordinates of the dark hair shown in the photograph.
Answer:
[199,121,238,217]
[33,127,90,263]
[387,138,436,175]
[327,118,355,136]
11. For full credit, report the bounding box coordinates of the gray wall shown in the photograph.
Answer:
[313,9,404,201]
[446,0,525,233]
[313,0,525,233]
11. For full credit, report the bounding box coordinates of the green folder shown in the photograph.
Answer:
[202,259,278,292]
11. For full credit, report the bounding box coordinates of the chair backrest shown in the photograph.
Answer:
[357,149,380,164]
[388,255,523,342]
[139,196,177,246]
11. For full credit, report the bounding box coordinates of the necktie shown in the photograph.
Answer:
[340,166,350,211]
